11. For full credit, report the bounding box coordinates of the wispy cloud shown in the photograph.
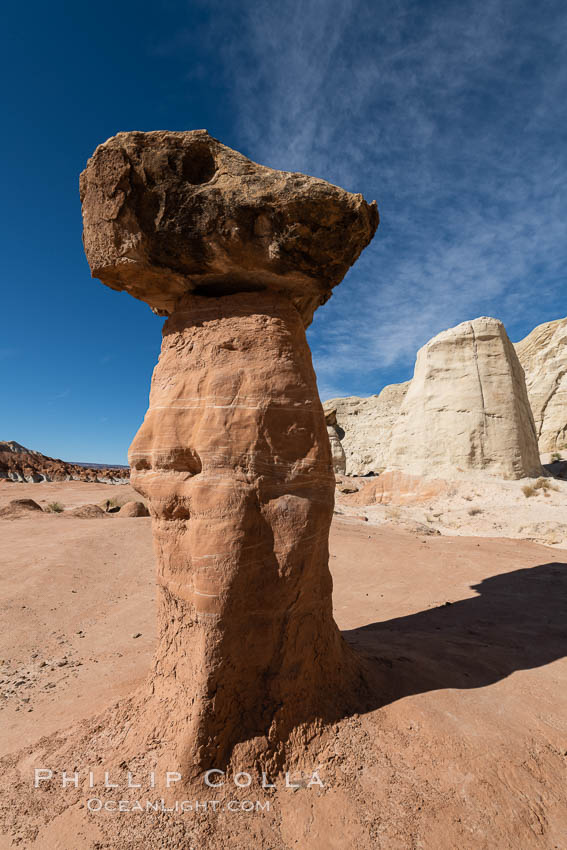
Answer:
[48,389,70,406]
[179,0,567,398]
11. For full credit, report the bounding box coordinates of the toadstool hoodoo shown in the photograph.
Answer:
[80,130,378,772]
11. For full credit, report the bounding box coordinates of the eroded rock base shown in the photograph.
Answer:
[128,291,360,772]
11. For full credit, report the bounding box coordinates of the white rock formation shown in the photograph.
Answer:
[387,317,542,480]
[515,316,567,455]
[323,383,409,475]
[324,407,347,474]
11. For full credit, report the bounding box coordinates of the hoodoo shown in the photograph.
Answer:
[388,317,543,480]
[80,130,378,771]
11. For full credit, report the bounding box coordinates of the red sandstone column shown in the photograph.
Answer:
[129,292,353,768]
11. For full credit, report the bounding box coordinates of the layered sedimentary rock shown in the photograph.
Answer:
[81,130,377,770]
[129,292,355,767]
[323,383,409,475]
[0,441,129,484]
[515,316,567,454]
[388,317,542,480]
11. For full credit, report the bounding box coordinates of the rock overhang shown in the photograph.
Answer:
[80,130,379,325]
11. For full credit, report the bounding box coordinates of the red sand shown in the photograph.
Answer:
[0,480,565,848]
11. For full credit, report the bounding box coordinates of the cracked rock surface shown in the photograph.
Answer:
[388,317,543,480]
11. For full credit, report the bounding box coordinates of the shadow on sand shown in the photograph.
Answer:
[342,562,567,706]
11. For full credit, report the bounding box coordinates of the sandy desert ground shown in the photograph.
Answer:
[0,479,566,848]
[334,464,567,550]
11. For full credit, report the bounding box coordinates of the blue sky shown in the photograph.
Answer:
[2,0,566,464]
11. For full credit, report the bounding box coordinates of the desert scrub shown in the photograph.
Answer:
[468,507,483,516]
[46,502,64,513]
[534,477,558,492]
[522,478,558,498]
[385,507,401,521]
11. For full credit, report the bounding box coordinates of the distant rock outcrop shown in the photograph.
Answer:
[515,316,567,455]
[323,382,409,475]
[324,407,347,474]
[388,317,542,480]
[0,441,129,484]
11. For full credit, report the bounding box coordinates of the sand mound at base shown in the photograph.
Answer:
[119,501,150,517]
[0,498,43,518]
[69,504,107,519]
